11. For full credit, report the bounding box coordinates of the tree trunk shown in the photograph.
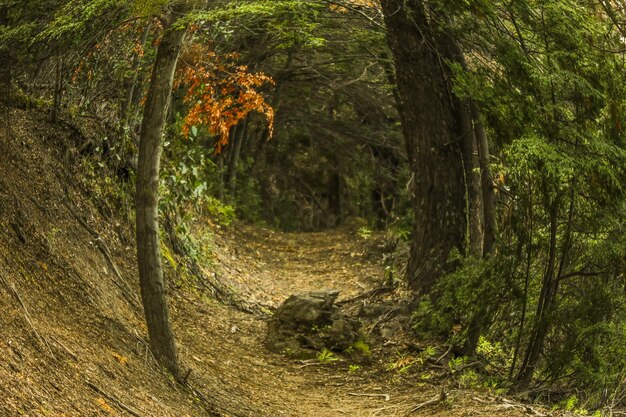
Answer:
[516,185,574,386]
[471,102,496,256]
[217,151,225,201]
[446,41,488,258]
[135,2,190,381]
[459,100,484,257]
[381,0,467,293]
[226,118,247,198]
[250,49,292,179]
[328,171,342,226]
[516,199,559,386]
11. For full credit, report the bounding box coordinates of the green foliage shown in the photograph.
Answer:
[129,0,168,16]
[458,369,479,389]
[161,127,237,226]
[447,356,468,374]
[316,348,339,364]
[348,364,361,373]
[351,339,371,357]
[357,226,372,239]
[476,336,509,372]
[205,197,236,226]
[35,0,129,46]
[186,1,326,48]
[413,253,516,344]
[386,352,420,375]
[426,0,626,404]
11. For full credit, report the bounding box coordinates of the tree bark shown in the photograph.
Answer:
[459,100,484,257]
[516,198,559,386]
[226,118,248,198]
[446,41,488,258]
[381,0,467,293]
[135,1,191,381]
[328,171,343,226]
[471,102,496,256]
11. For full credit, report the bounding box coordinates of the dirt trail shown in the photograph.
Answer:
[176,224,555,417]
[209,224,384,306]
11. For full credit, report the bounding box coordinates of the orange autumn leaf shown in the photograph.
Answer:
[177,43,274,153]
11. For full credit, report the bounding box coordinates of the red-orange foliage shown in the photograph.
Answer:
[178,44,275,153]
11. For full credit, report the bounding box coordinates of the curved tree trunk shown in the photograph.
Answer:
[136,2,190,381]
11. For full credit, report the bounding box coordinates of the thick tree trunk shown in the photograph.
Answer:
[135,2,190,381]
[381,0,467,293]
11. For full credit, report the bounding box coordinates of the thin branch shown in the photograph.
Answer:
[408,388,447,414]
[0,274,55,358]
[86,381,143,417]
[348,392,390,401]
[318,0,385,30]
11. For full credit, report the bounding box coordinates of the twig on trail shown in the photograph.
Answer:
[0,274,55,359]
[49,335,78,361]
[348,392,390,401]
[132,330,156,365]
[182,368,192,385]
[335,285,395,306]
[407,388,447,414]
[354,280,367,290]
[436,345,453,363]
[298,358,345,368]
[86,380,143,417]
[494,397,547,417]
[299,361,322,369]
[194,268,256,315]
[367,308,397,336]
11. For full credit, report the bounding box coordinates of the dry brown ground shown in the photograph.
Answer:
[0,109,578,416]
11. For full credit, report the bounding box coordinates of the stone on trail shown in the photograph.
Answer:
[266,290,360,359]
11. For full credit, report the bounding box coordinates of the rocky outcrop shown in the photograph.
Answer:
[266,290,360,358]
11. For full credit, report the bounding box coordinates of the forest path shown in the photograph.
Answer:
[0,109,570,417]
[174,222,540,417]
[209,224,385,307]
